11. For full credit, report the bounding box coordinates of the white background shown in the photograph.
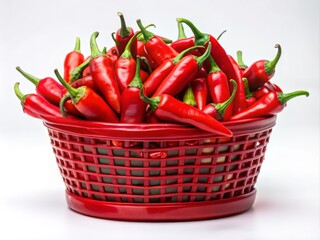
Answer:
[0,0,319,239]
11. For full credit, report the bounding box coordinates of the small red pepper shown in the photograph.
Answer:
[140,88,232,137]
[115,32,140,93]
[63,37,85,83]
[16,66,81,116]
[152,43,211,97]
[203,80,237,121]
[136,19,178,68]
[242,78,257,106]
[89,32,122,114]
[190,77,208,111]
[206,57,233,120]
[144,45,203,97]
[230,89,309,120]
[114,12,136,57]
[14,82,75,119]
[253,82,283,100]
[177,18,246,114]
[55,69,119,122]
[120,56,146,123]
[243,44,282,91]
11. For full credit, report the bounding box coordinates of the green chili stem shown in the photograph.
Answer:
[69,58,90,83]
[214,80,237,117]
[237,51,248,69]
[278,90,309,106]
[16,66,40,86]
[208,56,221,74]
[172,45,204,65]
[176,18,209,46]
[216,30,227,41]
[242,78,253,98]
[265,44,282,75]
[128,56,143,88]
[194,42,211,68]
[139,88,160,111]
[121,31,141,59]
[118,12,130,38]
[183,84,197,106]
[177,22,187,39]
[54,69,78,98]
[14,82,28,106]
[74,37,81,52]
[90,31,104,59]
[136,19,154,43]
[111,32,119,46]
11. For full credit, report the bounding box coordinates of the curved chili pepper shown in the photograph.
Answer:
[69,58,90,83]
[16,66,81,116]
[236,50,248,73]
[190,77,208,111]
[14,82,76,119]
[152,43,211,97]
[114,12,136,57]
[120,56,146,123]
[206,57,233,120]
[144,45,203,97]
[89,32,122,114]
[253,82,283,100]
[203,80,237,121]
[136,19,178,67]
[140,88,232,137]
[55,69,119,122]
[242,78,257,106]
[63,37,85,83]
[115,32,140,92]
[230,89,309,120]
[71,75,100,93]
[182,84,197,107]
[177,18,246,114]
[243,44,282,91]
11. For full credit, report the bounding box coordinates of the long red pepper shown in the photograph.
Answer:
[203,80,237,121]
[230,89,309,120]
[55,69,119,122]
[206,57,233,120]
[115,32,140,92]
[16,66,81,116]
[140,88,232,137]
[243,44,282,91]
[120,56,146,123]
[177,18,247,114]
[63,37,85,83]
[114,12,136,57]
[14,82,74,119]
[190,77,208,111]
[136,19,178,67]
[152,43,211,97]
[144,45,203,97]
[89,32,122,114]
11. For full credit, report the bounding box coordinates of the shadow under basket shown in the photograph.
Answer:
[43,115,277,221]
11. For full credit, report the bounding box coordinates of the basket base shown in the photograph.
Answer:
[65,189,257,221]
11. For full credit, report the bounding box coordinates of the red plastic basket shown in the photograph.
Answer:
[42,115,276,221]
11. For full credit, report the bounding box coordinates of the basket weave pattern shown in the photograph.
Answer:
[47,124,272,204]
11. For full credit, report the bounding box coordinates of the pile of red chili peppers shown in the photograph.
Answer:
[14,14,309,137]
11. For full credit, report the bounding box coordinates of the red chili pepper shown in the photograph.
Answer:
[140,88,232,137]
[253,82,283,100]
[144,110,161,123]
[203,80,237,121]
[152,43,211,97]
[243,44,282,91]
[55,69,119,122]
[71,75,100,93]
[182,84,197,107]
[190,77,208,111]
[236,50,248,74]
[206,57,233,120]
[136,19,178,67]
[14,82,76,119]
[144,45,203,97]
[89,32,122,114]
[63,37,85,83]
[107,46,119,65]
[177,18,246,114]
[16,66,81,116]
[242,78,257,106]
[115,32,140,93]
[120,56,146,123]
[114,12,136,57]
[230,89,309,120]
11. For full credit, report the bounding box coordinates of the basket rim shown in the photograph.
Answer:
[42,115,277,140]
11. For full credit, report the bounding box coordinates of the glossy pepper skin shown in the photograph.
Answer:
[253,82,282,100]
[136,19,178,68]
[120,56,146,123]
[230,89,309,120]
[242,78,257,106]
[177,18,246,114]
[140,88,232,137]
[203,80,237,121]
[89,32,122,114]
[16,66,81,116]
[114,12,136,57]
[152,43,211,97]
[243,44,282,91]
[14,82,75,119]
[190,77,208,111]
[63,37,85,83]
[55,69,119,122]
[71,75,100,94]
